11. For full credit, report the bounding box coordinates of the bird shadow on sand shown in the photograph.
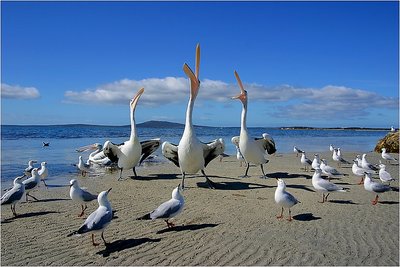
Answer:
[268,172,312,180]
[286,184,315,192]
[292,213,322,221]
[378,201,399,205]
[197,180,272,190]
[28,198,70,203]
[96,237,161,257]
[328,200,358,205]
[2,211,60,223]
[130,173,180,181]
[45,184,69,188]
[156,223,219,234]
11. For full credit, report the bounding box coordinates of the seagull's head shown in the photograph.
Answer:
[98,188,112,206]
[172,184,183,199]
[41,162,47,166]
[276,178,286,188]
[69,179,78,187]
[14,175,26,185]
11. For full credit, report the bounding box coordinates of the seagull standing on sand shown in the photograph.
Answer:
[361,154,379,172]
[137,185,184,228]
[311,154,321,170]
[24,160,37,177]
[22,168,41,201]
[231,71,276,178]
[103,88,160,180]
[38,161,48,187]
[329,144,335,152]
[232,136,245,167]
[77,156,91,177]
[332,148,350,167]
[1,175,26,217]
[67,188,113,246]
[162,44,225,189]
[312,168,346,203]
[352,160,373,185]
[69,179,98,217]
[274,178,300,221]
[300,152,312,172]
[378,163,395,185]
[381,148,398,165]
[363,172,391,205]
[320,159,344,181]
[293,146,304,157]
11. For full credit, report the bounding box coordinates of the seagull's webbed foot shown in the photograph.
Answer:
[372,195,379,205]
[165,220,175,228]
[92,234,100,246]
[357,178,364,185]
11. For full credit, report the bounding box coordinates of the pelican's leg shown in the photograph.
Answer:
[372,195,379,205]
[117,168,123,181]
[11,205,17,217]
[276,207,284,219]
[132,167,138,178]
[260,164,268,179]
[101,232,108,246]
[201,170,216,189]
[181,172,186,190]
[241,163,250,178]
[91,233,100,246]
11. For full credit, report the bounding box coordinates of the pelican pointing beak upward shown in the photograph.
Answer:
[183,44,200,101]
[232,70,247,104]
[131,87,145,112]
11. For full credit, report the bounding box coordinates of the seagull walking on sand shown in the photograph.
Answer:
[275,178,300,221]
[363,172,391,205]
[67,188,113,246]
[77,156,91,177]
[22,168,41,201]
[300,152,312,172]
[311,154,321,170]
[352,160,373,185]
[378,163,395,185]
[137,185,184,228]
[38,162,48,187]
[1,175,26,217]
[381,148,398,165]
[361,154,379,172]
[293,146,304,157]
[69,179,98,217]
[320,159,345,181]
[332,148,350,167]
[312,168,347,203]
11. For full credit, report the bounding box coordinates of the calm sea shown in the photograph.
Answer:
[0,124,388,189]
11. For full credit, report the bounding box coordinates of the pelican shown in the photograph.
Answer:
[24,160,37,177]
[1,175,26,217]
[231,71,276,178]
[162,44,225,189]
[103,88,160,180]
[76,143,111,166]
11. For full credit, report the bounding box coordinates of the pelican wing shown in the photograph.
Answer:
[103,142,124,163]
[162,141,179,167]
[255,133,276,155]
[139,139,161,165]
[150,198,182,220]
[203,138,225,167]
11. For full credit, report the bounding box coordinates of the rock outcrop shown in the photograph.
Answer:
[374,131,399,153]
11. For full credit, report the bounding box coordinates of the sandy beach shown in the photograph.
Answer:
[1,151,399,266]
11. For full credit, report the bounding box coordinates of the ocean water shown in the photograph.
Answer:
[0,124,388,189]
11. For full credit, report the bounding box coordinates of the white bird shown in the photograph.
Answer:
[312,168,346,203]
[22,168,41,202]
[320,159,344,181]
[162,44,225,189]
[77,156,91,177]
[231,71,276,178]
[24,160,37,177]
[69,179,98,217]
[361,154,379,172]
[38,161,48,187]
[232,136,245,167]
[76,143,111,166]
[1,175,26,217]
[378,163,395,185]
[390,126,396,132]
[300,152,312,172]
[363,172,391,205]
[293,146,304,157]
[329,144,335,152]
[311,154,321,170]
[332,148,350,167]
[274,178,300,221]
[352,160,373,185]
[67,188,113,246]
[103,88,160,180]
[381,148,398,164]
[355,154,363,167]
[137,185,184,228]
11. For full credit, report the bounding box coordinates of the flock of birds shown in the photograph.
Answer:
[1,44,398,247]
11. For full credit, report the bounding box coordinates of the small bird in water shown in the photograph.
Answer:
[274,178,300,221]
[42,142,50,147]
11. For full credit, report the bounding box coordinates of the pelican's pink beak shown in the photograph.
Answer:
[232,70,247,103]
[130,88,145,111]
[183,43,201,101]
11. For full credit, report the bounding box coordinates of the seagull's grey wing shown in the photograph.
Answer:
[150,199,181,219]
[162,141,179,167]
[81,190,98,202]
[325,165,342,175]
[78,207,112,234]
[319,179,343,192]
[203,138,225,167]
[306,159,312,165]
[1,187,23,205]
[372,183,391,193]
[23,179,38,190]
[380,171,394,182]
[284,191,299,205]
[139,139,161,165]
[254,133,276,155]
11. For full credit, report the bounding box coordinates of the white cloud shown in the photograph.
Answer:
[63,77,398,120]
[1,83,40,99]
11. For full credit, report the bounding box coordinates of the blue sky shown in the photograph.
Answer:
[1,1,399,127]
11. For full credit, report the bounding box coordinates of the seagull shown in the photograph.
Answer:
[42,142,50,147]
[38,161,48,187]
[300,152,312,172]
[293,146,304,157]
[24,160,37,177]
[77,156,91,177]
[103,88,160,180]
[274,178,300,221]
[355,154,363,167]
[137,184,184,228]
[162,44,225,189]
[361,154,379,172]
[320,159,345,181]
[378,163,395,185]
[352,160,373,185]
[231,136,245,167]
[231,71,276,178]
[329,144,335,152]
[22,168,41,201]
[69,179,98,217]
[381,148,398,165]
[67,188,113,246]
[312,168,346,203]
[363,172,391,205]
[1,175,26,217]
[311,154,321,170]
[332,148,350,167]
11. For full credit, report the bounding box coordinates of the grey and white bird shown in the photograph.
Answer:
[22,168,41,201]
[24,160,37,177]
[274,178,300,221]
[232,136,246,167]
[300,152,312,172]
[293,146,305,157]
[311,154,321,170]
[38,161,48,187]
[363,172,391,205]
[355,154,363,167]
[69,179,98,217]
[381,148,398,165]
[77,156,91,177]
[312,168,346,203]
[320,159,344,181]
[67,188,113,246]
[1,175,26,217]
[137,185,184,228]
[378,163,395,185]
[361,154,379,172]
[329,144,335,152]
[332,148,350,167]
[352,160,373,185]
